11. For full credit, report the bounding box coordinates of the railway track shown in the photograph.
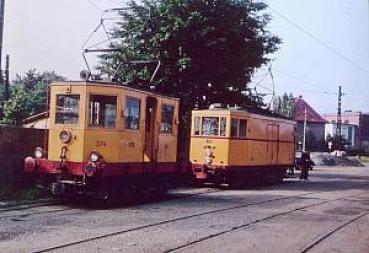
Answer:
[164,191,369,253]
[299,211,369,253]
[0,200,62,214]
[32,189,342,253]
[0,187,222,221]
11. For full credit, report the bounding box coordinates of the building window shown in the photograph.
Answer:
[348,126,353,143]
[125,98,140,130]
[231,118,238,137]
[55,95,80,124]
[89,95,117,128]
[161,104,174,133]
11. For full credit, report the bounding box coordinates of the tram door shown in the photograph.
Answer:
[267,124,279,165]
[144,97,158,162]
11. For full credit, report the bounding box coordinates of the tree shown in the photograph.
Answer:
[0,85,29,125]
[272,92,294,118]
[98,0,280,159]
[99,0,280,108]
[0,69,66,126]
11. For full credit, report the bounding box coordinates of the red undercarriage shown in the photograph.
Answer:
[191,162,289,181]
[34,158,189,177]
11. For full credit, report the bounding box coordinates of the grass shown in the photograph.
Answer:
[0,186,42,201]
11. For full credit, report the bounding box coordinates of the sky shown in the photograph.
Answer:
[3,0,369,113]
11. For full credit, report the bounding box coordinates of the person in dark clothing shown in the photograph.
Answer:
[300,152,312,180]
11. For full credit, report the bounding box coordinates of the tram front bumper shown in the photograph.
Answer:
[191,163,224,180]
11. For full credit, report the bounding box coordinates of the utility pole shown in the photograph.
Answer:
[0,0,5,88]
[336,86,342,136]
[303,108,307,152]
[336,85,343,152]
[4,54,9,100]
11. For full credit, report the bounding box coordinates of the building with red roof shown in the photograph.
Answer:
[293,95,327,151]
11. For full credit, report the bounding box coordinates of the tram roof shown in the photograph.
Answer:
[193,106,295,123]
[50,80,180,101]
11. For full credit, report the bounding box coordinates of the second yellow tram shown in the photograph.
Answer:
[190,105,296,185]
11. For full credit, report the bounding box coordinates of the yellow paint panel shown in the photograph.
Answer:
[158,134,178,162]
[48,128,85,162]
[190,137,229,165]
[83,129,121,161]
[118,131,144,162]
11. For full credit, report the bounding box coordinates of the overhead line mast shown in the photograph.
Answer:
[0,0,5,93]
[336,85,343,151]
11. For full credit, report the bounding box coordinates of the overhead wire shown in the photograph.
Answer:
[87,0,104,12]
[106,0,121,6]
[266,6,369,111]
[273,68,337,95]
[268,6,369,77]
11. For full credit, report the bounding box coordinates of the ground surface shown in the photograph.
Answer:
[1,165,369,253]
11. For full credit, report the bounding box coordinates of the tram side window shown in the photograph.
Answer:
[55,95,80,124]
[239,119,247,138]
[89,95,117,128]
[193,117,200,135]
[202,117,219,136]
[161,104,174,133]
[220,117,227,136]
[125,98,140,130]
[231,118,239,137]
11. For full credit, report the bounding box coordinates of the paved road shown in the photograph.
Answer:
[0,165,369,253]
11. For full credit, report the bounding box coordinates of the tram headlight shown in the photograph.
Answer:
[205,149,213,157]
[90,151,99,162]
[59,130,71,144]
[34,147,43,158]
[204,147,213,165]
[205,156,213,165]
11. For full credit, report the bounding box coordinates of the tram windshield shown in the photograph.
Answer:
[55,95,80,124]
[89,95,117,128]
[199,117,227,136]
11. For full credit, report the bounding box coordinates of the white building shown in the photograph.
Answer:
[325,123,358,150]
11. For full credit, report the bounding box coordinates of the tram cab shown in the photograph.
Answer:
[25,81,185,198]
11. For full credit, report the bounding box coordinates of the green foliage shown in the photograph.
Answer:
[0,85,30,125]
[99,0,281,108]
[272,92,294,118]
[0,69,66,126]
[98,0,280,159]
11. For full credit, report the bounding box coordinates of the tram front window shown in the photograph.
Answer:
[201,117,219,136]
[55,95,80,124]
[89,95,117,128]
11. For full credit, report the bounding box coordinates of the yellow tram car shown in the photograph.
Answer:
[25,81,187,200]
[190,105,296,185]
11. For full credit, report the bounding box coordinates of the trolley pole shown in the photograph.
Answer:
[303,108,307,152]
